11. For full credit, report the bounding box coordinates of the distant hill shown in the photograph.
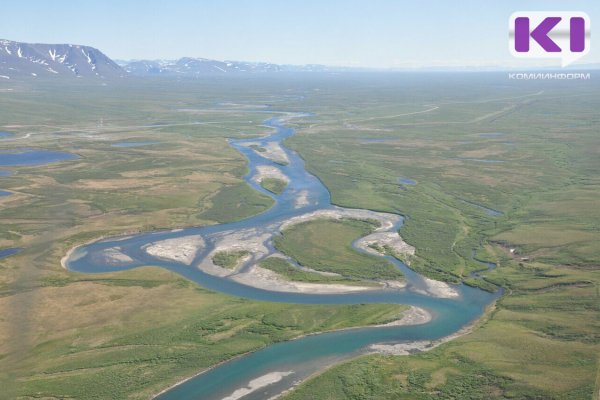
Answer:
[2,39,598,82]
[0,39,125,79]
[0,39,348,81]
[119,58,345,76]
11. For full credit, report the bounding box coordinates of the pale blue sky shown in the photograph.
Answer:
[1,0,599,67]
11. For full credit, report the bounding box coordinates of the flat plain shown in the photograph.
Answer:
[282,73,600,399]
[1,73,598,399]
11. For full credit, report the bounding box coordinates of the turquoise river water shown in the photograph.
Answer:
[65,113,500,400]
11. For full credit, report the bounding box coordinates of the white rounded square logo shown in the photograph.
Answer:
[509,11,590,67]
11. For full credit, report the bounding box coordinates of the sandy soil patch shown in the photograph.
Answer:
[417,277,460,299]
[356,231,415,259]
[231,265,374,294]
[376,306,432,327]
[380,280,407,289]
[243,141,290,164]
[98,235,135,243]
[144,235,205,265]
[262,142,289,164]
[368,318,477,355]
[198,227,272,277]
[61,234,137,270]
[294,190,310,208]
[222,371,293,400]
[280,207,402,232]
[93,247,134,266]
[253,165,289,184]
[369,340,434,355]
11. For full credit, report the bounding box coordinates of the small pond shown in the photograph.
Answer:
[0,149,79,166]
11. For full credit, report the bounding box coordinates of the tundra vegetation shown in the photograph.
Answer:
[273,218,403,282]
[0,74,598,399]
[212,250,250,269]
[281,74,600,399]
[260,177,288,194]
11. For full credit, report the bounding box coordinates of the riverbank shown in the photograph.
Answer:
[231,265,377,293]
[190,206,419,294]
[375,305,432,327]
[223,371,293,400]
[242,141,290,165]
[151,305,430,399]
[143,234,205,265]
[252,165,289,185]
[64,113,500,400]
[276,300,499,400]
[419,277,461,299]
[368,299,493,356]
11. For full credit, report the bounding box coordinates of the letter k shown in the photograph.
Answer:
[515,17,562,52]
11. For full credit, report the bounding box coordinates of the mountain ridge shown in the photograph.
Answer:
[5,38,596,81]
[118,57,344,76]
[0,39,125,79]
[0,39,355,80]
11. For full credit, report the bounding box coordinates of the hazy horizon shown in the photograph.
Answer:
[2,0,599,69]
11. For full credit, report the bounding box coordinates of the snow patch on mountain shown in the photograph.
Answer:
[0,39,125,79]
